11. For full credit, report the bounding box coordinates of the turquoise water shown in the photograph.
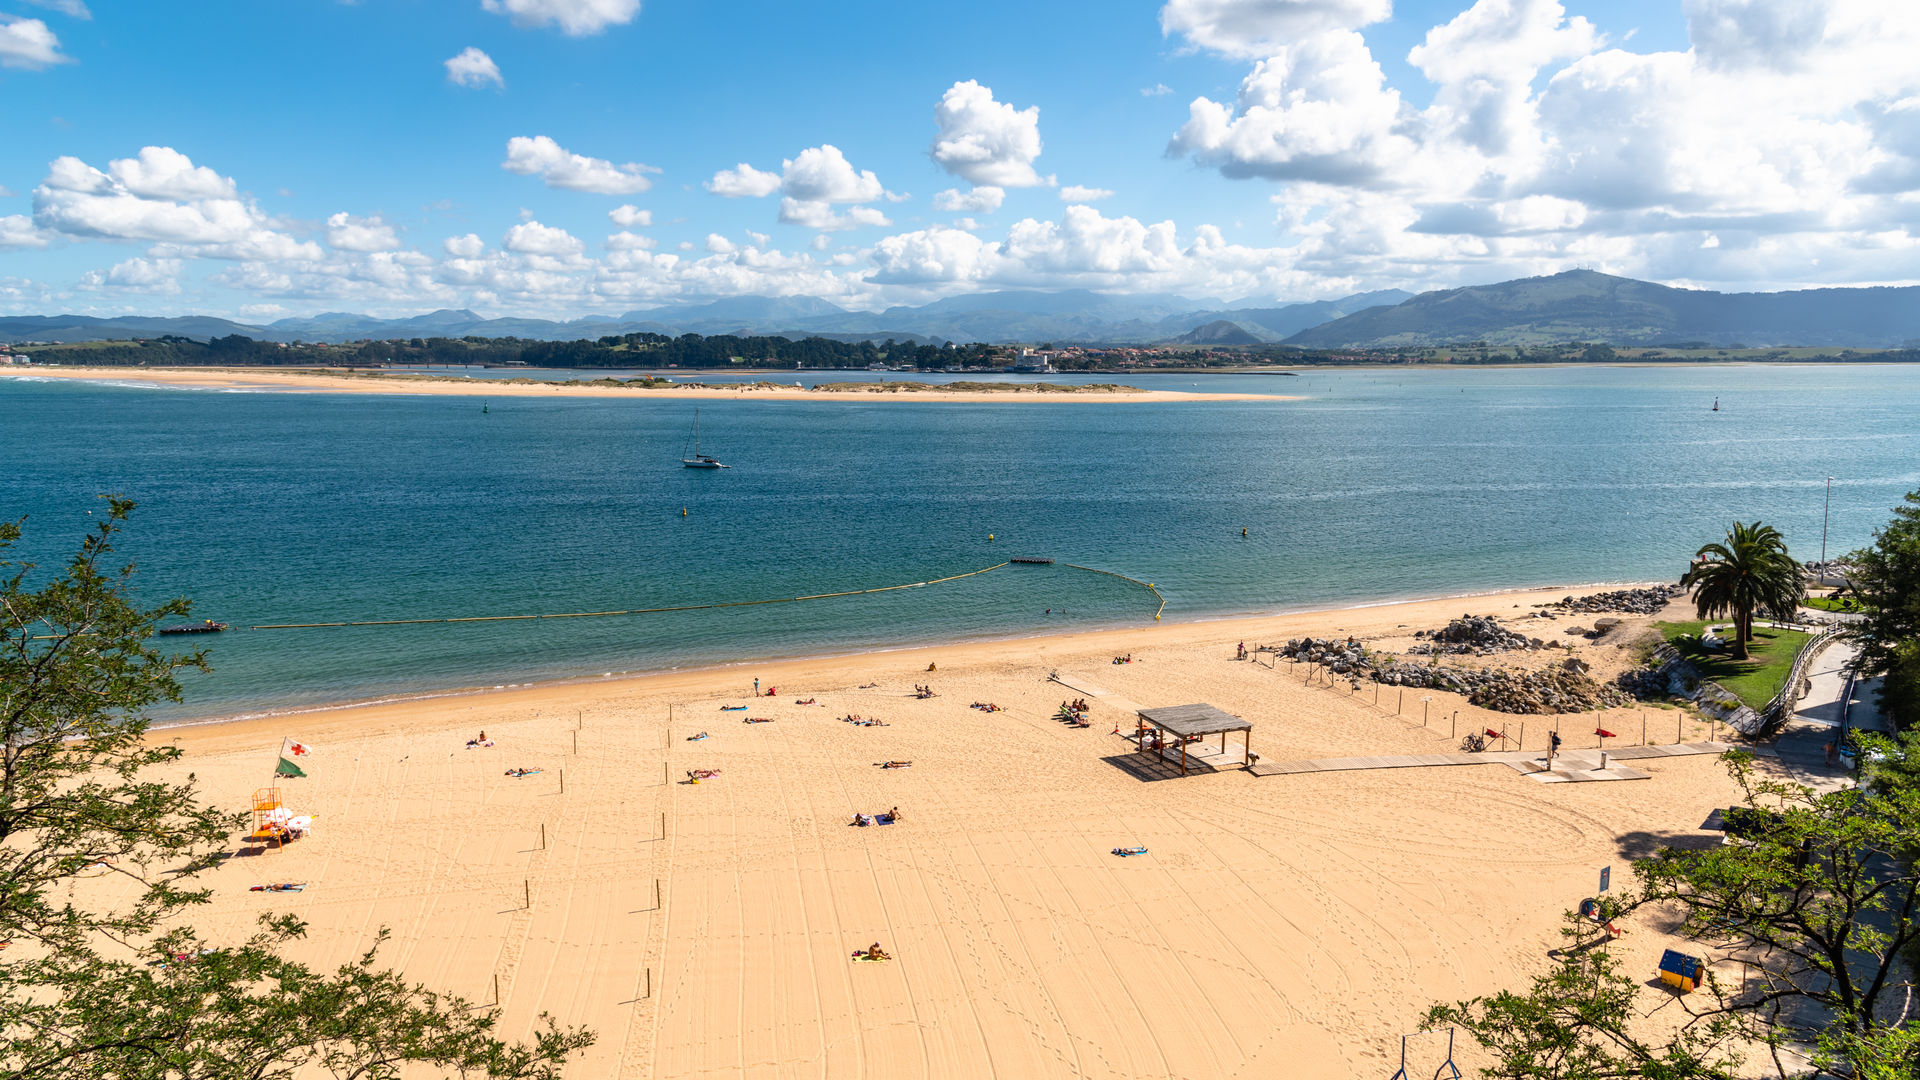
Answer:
[4,365,1917,720]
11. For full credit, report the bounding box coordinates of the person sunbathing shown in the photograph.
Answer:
[504,768,542,777]
[687,731,709,741]
[1112,846,1147,856]
[886,806,900,823]
[852,813,875,827]
[878,760,912,769]
[250,882,307,892]
[743,717,774,724]
[859,682,879,688]
[857,943,891,961]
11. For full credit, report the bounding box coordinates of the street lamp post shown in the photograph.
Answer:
[1821,476,1835,570]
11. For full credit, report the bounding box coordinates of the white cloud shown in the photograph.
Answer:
[705,233,736,254]
[930,80,1045,188]
[609,204,651,227]
[326,212,401,252]
[705,163,783,198]
[502,135,657,195]
[0,15,68,69]
[0,214,48,249]
[502,220,584,256]
[708,145,896,231]
[746,229,770,247]
[1169,30,1414,184]
[239,303,287,321]
[445,233,485,257]
[445,47,504,88]
[25,0,90,18]
[1142,83,1174,97]
[31,146,323,260]
[932,186,1004,213]
[1159,0,1390,60]
[606,230,655,251]
[78,256,182,293]
[481,0,639,36]
[1060,185,1115,203]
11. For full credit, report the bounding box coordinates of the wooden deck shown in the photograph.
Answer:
[1249,741,1731,784]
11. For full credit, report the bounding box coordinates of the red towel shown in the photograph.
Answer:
[1595,729,1617,738]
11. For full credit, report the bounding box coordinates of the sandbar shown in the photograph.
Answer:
[4,366,1286,403]
[132,584,1751,1078]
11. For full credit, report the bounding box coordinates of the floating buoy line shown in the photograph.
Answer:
[242,559,1169,631]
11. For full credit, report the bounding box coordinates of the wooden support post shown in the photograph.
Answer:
[1519,722,1526,751]
[656,877,661,910]
[661,811,666,840]
[663,760,669,786]
[540,823,546,850]
[1678,712,1684,745]
[524,879,531,910]
[1450,712,1457,739]
[494,973,500,1006]
[572,729,578,755]
[1398,689,1404,714]
[1642,713,1648,746]
[646,967,652,999]
[559,768,565,795]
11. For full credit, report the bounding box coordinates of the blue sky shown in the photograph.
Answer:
[0,0,1912,319]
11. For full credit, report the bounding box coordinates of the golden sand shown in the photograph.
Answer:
[151,586,1734,1078]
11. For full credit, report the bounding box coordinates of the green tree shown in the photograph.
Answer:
[0,500,592,1078]
[1681,521,1806,659]
[1846,491,1920,728]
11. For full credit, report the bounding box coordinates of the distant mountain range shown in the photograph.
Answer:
[1285,270,1920,349]
[7,272,1920,350]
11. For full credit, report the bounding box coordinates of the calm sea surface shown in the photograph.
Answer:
[4,365,1917,720]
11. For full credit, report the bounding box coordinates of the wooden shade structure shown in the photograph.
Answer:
[1135,704,1252,775]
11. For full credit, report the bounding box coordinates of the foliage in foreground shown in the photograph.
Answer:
[1432,741,1920,1079]
[0,500,592,1078]
[1847,490,1920,729]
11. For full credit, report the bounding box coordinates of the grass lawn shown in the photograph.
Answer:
[1802,595,1862,613]
[1656,619,1815,710]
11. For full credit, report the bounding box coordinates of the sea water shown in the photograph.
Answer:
[3,364,1916,719]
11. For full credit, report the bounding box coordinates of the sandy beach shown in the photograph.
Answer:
[127,585,1751,1079]
[4,367,1282,403]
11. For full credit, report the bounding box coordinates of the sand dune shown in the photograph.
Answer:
[157,587,1738,1078]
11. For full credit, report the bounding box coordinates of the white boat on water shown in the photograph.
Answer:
[681,409,730,469]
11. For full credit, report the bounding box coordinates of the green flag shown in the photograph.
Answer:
[275,756,307,778]
[275,738,311,778]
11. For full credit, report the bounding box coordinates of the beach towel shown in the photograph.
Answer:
[720,705,748,711]
[505,769,543,778]
[251,883,307,892]
[1111,847,1148,857]
[744,717,774,724]
[852,814,897,827]
[852,953,891,963]
[1595,728,1618,738]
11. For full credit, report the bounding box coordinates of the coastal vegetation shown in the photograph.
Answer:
[1654,620,1812,712]
[1679,521,1807,660]
[0,501,592,1078]
[1845,491,1920,730]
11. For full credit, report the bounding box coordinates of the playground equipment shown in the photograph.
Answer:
[1659,949,1705,992]
[1389,1028,1461,1080]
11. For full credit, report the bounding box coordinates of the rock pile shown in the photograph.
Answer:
[1277,637,1370,673]
[1371,660,1633,715]
[1549,586,1675,615]
[1409,615,1539,656]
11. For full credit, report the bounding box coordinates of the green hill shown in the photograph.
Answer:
[1284,270,1920,348]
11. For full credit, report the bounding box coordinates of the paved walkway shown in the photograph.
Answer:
[1773,637,1883,791]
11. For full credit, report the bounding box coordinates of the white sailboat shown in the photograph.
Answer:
[681,409,730,469]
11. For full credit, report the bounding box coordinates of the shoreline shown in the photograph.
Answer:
[157,578,1667,733]
[2,366,1283,403]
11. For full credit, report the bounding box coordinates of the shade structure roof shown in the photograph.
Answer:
[1135,703,1250,738]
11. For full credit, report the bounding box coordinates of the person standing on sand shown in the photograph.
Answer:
[754,678,759,696]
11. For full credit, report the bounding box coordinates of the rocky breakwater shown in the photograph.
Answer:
[1547,586,1675,615]
[1277,636,1370,674]
[1372,657,1635,715]
[1408,615,1541,656]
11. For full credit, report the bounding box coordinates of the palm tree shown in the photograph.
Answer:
[1681,521,1807,660]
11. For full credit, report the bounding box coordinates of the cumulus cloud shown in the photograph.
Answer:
[606,230,655,250]
[78,256,182,293]
[1142,83,1174,96]
[481,0,639,36]
[932,186,1004,213]
[707,145,896,231]
[930,80,1046,188]
[31,146,323,260]
[326,212,400,252]
[25,0,90,18]
[1060,185,1114,203]
[502,135,657,195]
[445,233,485,257]
[705,163,782,198]
[502,220,584,256]
[0,215,48,249]
[1159,0,1390,60]
[608,204,651,227]
[0,15,68,69]
[445,47,504,88]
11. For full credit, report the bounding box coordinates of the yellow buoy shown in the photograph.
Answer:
[681,507,687,517]
[987,533,994,541]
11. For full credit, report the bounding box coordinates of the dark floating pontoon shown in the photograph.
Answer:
[159,620,228,635]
